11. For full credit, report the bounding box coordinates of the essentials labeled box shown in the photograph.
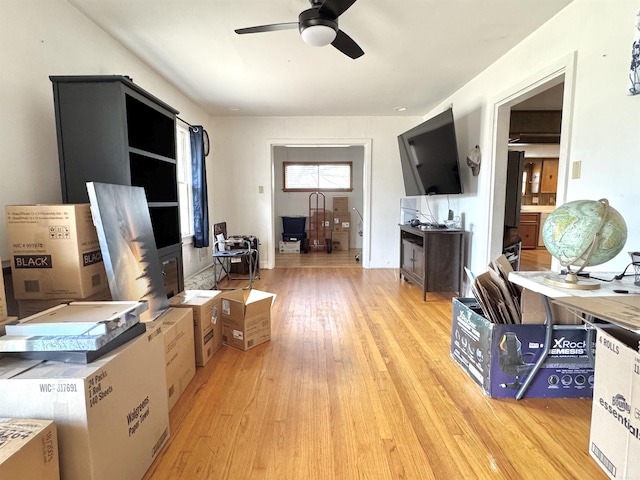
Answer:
[149,307,196,411]
[279,241,300,253]
[333,212,351,231]
[0,418,59,480]
[0,323,170,480]
[332,196,348,212]
[589,327,640,479]
[450,298,594,399]
[169,290,223,366]
[221,289,276,351]
[5,204,107,300]
[331,231,350,251]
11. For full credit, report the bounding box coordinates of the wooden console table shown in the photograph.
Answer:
[398,224,464,301]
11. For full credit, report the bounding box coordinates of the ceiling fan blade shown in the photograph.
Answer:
[235,22,298,35]
[319,0,357,18]
[331,29,364,59]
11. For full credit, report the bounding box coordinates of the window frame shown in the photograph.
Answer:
[176,124,194,240]
[282,161,354,192]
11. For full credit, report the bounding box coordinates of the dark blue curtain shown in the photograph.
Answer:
[189,126,209,248]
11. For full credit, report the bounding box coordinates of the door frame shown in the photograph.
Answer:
[486,52,577,268]
[267,138,373,269]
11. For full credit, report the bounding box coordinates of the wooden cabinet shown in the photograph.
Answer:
[50,75,183,297]
[519,212,540,249]
[540,159,559,193]
[401,239,424,280]
[398,225,464,301]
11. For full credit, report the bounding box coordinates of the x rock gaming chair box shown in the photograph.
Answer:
[450,298,594,399]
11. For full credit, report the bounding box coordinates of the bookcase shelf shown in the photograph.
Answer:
[50,75,183,297]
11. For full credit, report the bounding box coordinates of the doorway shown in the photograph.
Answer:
[488,52,577,272]
[268,139,372,269]
[505,84,564,270]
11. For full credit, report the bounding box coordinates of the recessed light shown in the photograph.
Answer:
[228,107,241,111]
[394,107,407,112]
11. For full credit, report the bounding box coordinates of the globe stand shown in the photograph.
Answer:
[544,270,601,290]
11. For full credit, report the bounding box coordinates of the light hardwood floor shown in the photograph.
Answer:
[274,248,362,268]
[144,265,605,479]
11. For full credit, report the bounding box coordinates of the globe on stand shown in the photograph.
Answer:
[542,198,627,290]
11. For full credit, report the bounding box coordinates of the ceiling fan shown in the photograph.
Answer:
[235,0,364,59]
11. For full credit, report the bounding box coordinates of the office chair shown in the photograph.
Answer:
[498,332,536,390]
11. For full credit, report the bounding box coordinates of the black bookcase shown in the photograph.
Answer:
[50,75,183,297]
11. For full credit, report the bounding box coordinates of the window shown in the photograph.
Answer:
[176,125,193,238]
[283,162,353,192]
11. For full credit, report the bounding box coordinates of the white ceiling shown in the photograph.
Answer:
[69,0,573,117]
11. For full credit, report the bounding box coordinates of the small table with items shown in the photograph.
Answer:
[212,235,260,290]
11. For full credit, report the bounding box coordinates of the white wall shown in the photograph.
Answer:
[3,0,637,281]
[207,116,423,269]
[0,0,214,278]
[273,146,364,249]
[419,0,639,276]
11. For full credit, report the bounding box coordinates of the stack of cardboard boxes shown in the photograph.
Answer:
[1,204,278,479]
[331,196,350,251]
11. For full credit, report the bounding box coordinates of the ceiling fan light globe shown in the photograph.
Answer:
[301,25,337,47]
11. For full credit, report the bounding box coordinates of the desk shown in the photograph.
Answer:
[508,271,638,399]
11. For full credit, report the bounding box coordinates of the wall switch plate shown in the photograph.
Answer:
[571,161,582,179]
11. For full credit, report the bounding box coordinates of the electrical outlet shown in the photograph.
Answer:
[571,161,582,179]
[258,185,264,194]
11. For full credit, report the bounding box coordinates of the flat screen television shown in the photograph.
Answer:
[398,108,464,196]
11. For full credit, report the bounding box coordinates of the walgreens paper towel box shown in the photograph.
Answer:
[0,322,169,480]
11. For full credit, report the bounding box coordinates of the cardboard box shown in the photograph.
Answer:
[450,298,594,399]
[221,289,276,351]
[332,196,348,212]
[17,289,112,319]
[0,323,170,480]
[150,307,196,411]
[0,316,17,336]
[589,327,640,479]
[331,231,350,251]
[279,241,300,253]
[0,418,59,480]
[5,205,108,300]
[169,290,223,366]
[520,288,577,325]
[333,212,351,231]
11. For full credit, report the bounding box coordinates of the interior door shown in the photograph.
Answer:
[504,150,525,228]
